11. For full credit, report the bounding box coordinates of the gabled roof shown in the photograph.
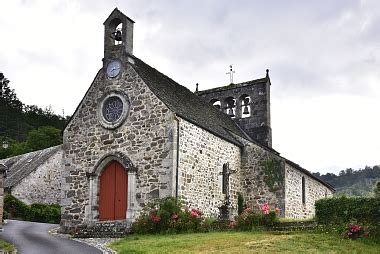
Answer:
[131,56,253,146]
[104,7,135,24]
[0,145,62,188]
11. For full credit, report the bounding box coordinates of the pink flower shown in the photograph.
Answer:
[260,203,270,215]
[229,221,236,229]
[171,213,178,220]
[350,224,361,233]
[191,208,201,218]
[151,214,161,223]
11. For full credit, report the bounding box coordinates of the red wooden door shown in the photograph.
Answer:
[99,161,128,220]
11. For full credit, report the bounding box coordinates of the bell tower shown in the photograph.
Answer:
[196,70,272,147]
[103,8,135,60]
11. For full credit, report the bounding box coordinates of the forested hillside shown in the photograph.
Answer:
[313,166,380,197]
[0,72,67,159]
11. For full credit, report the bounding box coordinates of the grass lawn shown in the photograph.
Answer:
[110,231,380,254]
[0,239,15,252]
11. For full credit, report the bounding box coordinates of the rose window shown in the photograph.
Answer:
[102,96,124,123]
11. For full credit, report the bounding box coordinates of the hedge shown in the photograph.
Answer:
[4,194,61,224]
[315,196,380,225]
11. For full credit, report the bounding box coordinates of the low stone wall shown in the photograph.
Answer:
[62,220,129,238]
[0,163,6,231]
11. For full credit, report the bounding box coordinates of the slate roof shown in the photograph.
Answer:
[0,145,62,189]
[131,56,253,146]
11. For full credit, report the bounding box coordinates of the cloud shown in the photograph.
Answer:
[1,0,379,173]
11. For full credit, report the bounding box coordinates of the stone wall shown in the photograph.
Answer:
[11,149,63,205]
[177,118,241,217]
[238,137,285,214]
[285,163,334,219]
[197,79,272,147]
[61,62,176,230]
[0,164,5,231]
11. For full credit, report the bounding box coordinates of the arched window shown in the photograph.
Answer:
[302,176,306,204]
[225,97,236,117]
[113,23,123,45]
[240,94,251,118]
[209,99,221,110]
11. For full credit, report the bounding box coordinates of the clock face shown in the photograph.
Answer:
[106,60,122,78]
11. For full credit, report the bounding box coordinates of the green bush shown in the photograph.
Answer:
[4,194,61,224]
[4,194,29,219]
[315,196,380,242]
[315,196,380,225]
[131,197,203,234]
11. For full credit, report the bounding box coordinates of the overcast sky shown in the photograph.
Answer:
[1,0,379,174]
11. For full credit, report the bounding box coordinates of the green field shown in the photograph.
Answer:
[110,231,380,254]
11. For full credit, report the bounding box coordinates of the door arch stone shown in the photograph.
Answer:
[87,152,137,223]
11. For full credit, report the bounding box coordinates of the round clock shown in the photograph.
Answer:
[106,60,122,78]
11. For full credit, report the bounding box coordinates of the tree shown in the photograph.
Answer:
[374,181,380,198]
[25,126,62,151]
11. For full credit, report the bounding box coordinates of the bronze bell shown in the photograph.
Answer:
[243,105,249,115]
[112,30,123,41]
[228,108,235,117]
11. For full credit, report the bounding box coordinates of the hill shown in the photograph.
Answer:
[313,165,380,197]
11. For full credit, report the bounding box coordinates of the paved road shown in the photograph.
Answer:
[0,220,102,254]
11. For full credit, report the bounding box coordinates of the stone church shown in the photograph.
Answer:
[2,8,334,236]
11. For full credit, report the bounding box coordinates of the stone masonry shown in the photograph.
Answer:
[239,139,285,214]
[61,63,176,231]
[177,117,241,217]
[197,75,272,147]
[11,149,63,205]
[285,163,334,219]
[0,163,6,231]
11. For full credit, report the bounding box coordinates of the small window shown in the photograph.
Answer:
[222,163,228,194]
[302,176,306,204]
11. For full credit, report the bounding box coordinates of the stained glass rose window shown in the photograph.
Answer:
[102,96,124,123]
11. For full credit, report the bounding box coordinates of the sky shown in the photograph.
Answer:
[0,0,379,174]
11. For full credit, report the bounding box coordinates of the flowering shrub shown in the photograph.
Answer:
[131,197,204,234]
[342,224,369,240]
[234,204,279,231]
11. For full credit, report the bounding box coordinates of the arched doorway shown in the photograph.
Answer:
[99,161,128,220]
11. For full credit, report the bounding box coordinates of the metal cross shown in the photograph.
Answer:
[226,65,235,84]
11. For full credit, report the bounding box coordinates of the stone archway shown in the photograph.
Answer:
[87,152,136,223]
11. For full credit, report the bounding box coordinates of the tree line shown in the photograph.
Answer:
[0,72,67,159]
[313,166,380,197]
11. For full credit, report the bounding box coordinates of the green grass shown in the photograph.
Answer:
[0,239,15,252]
[110,231,380,254]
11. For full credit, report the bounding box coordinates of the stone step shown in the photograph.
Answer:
[271,221,317,231]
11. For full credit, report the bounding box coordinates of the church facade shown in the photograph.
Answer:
[59,9,334,235]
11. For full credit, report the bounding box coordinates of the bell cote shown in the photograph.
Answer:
[103,8,135,59]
